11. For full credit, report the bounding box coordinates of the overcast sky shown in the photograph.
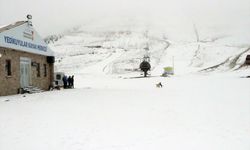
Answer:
[0,0,249,37]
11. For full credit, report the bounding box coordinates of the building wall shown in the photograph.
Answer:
[0,47,54,96]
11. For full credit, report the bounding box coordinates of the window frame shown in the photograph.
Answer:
[5,59,12,76]
[43,64,47,77]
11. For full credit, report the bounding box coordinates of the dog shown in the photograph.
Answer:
[156,82,163,88]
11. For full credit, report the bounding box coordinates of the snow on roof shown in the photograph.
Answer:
[0,21,27,33]
[0,24,8,29]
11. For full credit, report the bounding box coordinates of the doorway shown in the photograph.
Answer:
[20,57,31,88]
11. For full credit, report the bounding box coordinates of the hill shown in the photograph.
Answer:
[49,18,250,76]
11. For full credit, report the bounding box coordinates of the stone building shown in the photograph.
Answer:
[0,17,54,96]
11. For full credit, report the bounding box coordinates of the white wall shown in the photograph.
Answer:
[0,22,54,56]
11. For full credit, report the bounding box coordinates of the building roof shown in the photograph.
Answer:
[0,21,27,33]
[0,20,54,56]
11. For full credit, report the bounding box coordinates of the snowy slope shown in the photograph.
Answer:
[49,18,250,76]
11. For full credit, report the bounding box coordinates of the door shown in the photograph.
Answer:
[20,58,31,88]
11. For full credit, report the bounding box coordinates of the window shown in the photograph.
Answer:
[5,60,11,76]
[37,63,40,77]
[44,64,47,77]
[56,74,61,80]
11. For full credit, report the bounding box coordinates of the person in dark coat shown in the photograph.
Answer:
[71,75,74,88]
[62,75,68,89]
[68,76,72,88]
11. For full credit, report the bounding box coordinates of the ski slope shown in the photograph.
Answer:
[49,18,250,77]
[1,16,250,150]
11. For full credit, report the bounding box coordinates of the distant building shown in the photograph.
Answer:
[0,16,55,96]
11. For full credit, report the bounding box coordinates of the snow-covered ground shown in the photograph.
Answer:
[0,72,250,150]
[1,17,250,150]
[49,17,250,76]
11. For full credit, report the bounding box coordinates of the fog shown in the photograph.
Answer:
[0,0,249,37]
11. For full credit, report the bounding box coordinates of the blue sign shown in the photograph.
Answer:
[4,36,47,52]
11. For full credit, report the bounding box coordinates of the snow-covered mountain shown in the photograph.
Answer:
[2,16,250,150]
[49,18,250,76]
